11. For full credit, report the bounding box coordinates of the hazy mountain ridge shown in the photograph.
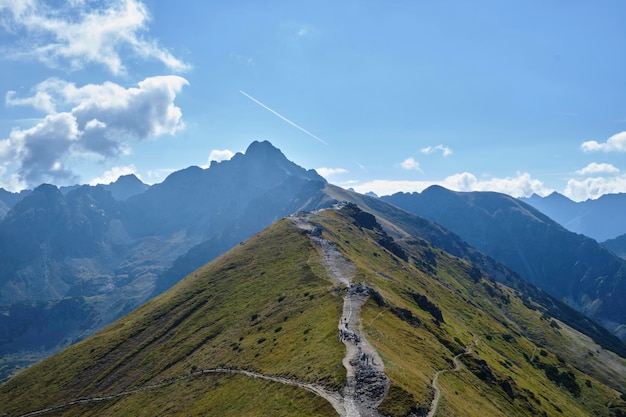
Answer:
[604,234,626,259]
[1,204,624,416]
[521,191,626,242]
[0,141,329,380]
[383,186,626,341]
[1,139,625,395]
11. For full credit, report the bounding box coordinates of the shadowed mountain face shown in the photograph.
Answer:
[1,205,624,417]
[383,186,626,341]
[2,140,626,394]
[604,234,626,259]
[521,191,626,242]
[0,141,329,380]
[103,174,150,201]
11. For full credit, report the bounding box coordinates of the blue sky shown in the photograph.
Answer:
[1,1,626,201]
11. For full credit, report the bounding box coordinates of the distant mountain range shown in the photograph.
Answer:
[520,191,626,242]
[0,141,329,380]
[383,187,626,342]
[2,203,625,416]
[604,234,626,259]
[1,140,626,391]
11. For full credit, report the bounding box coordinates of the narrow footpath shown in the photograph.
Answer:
[13,214,390,417]
[427,339,478,417]
[294,213,389,417]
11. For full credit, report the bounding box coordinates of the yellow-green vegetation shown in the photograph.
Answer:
[1,203,625,417]
[0,219,344,416]
[30,373,337,417]
[307,206,624,417]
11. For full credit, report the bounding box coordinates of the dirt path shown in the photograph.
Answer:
[294,213,389,417]
[426,339,477,417]
[14,214,389,417]
[13,368,345,417]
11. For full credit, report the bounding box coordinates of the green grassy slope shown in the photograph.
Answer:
[1,204,625,416]
[0,219,344,416]
[307,205,625,417]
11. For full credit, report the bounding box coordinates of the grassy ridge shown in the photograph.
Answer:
[309,207,624,417]
[0,219,344,416]
[1,206,625,416]
[42,374,336,417]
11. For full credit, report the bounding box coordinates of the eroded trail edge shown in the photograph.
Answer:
[14,215,389,417]
[294,213,389,417]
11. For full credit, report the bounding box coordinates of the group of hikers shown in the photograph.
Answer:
[339,316,376,366]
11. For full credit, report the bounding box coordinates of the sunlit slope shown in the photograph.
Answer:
[306,205,625,417]
[1,204,625,417]
[0,219,344,416]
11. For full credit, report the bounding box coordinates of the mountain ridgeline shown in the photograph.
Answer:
[0,141,330,380]
[1,139,626,414]
[383,186,626,341]
[521,191,626,242]
[1,204,625,416]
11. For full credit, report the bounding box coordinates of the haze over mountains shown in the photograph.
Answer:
[520,192,626,243]
[2,203,625,416]
[0,140,625,416]
[383,187,626,341]
[0,141,330,379]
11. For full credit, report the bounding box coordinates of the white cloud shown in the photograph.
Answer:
[581,131,626,153]
[0,75,187,187]
[351,179,434,196]
[351,172,552,198]
[0,112,80,185]
[208,149,235,163]
[575,162,619,175]
[0,0,189,74]
[421,144,453,157]
[564,175,626,201]
[443,172,551,197]
[399,157,422,171]
[316,167,348,178]
[89,165,140,185]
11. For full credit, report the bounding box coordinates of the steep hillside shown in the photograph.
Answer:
[1,204,624,417]
[521,192,626,242]
[0,189,31,219]
[103,174,150,201]
[604,234,626,259]
[383,186,626,341]
[0,141,328,380]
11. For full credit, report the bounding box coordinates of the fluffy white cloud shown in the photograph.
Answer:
[351,179,434,196]
[564,175,626,201]
[1,75,188,187]
[581,131,626,153]
[0,0,189,74]
[89,165,140,186]
[443,172,551,197]
[316,167,348,178]
[351,172,551,198]
[421,144,453,157]
[399,157,421,171]
[208,149,235,163]
[0,112,80,185]
[575,162,619,175]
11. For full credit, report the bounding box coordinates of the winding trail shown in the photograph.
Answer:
[13,368,344,417]
[13,213,389,417]
[427,339,478,417]
[294,213,389,417]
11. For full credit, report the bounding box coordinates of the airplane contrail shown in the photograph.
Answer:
[239,90,328,145]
